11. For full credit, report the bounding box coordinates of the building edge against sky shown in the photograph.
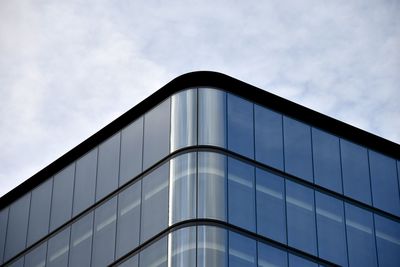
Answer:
[0,71,399,267]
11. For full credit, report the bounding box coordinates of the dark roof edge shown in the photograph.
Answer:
[1,71,399,209]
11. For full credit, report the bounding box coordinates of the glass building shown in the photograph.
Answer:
[0,71,399,267]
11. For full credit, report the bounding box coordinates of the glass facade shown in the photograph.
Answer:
[1,86,399,267]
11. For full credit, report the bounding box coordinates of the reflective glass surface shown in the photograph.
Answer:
[69,212,93,267]
[139,236,167,267]
[24,242,47,267]
[0,207,8,264]
[374,214,400,267]
[46,227,70,267]
[169,227,196,267]
[197,225,227,267]
[288,254,317,267]
[7,257,24,267]
[228,231,256,267]
[171,89,197,152]
[258,242,287,267]
[118,255,138,267]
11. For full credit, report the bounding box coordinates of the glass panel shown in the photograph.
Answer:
[170,89,197,152]
[140,163,169,242]
[116,180,141,258]
[139,236,167,267]
[345,203,377,267]
[374,215,400,267]
[341,140,371,204]
[118,255,138,267]
[0,208,8,264]
[228,157,255,231]
[256,169,286,243]
[254,105,284,170]
[50,164,75,231]
[120,117,143,186]
[92,197,117,267]
[227,93,254,158]
[198,88,226,148]
[286,180,317,255]
[46,227,70,267]
[143,99,171,170]
[312,128,342,193]
[69,212,93,267]
[283,117,313,182]
[4,193,30,261]
[168,227,196,267]
[258,242,287,267]
[73,148,97,216]
[315,192,347,266]
[7,257,24,267]
[27,179,52,246]
[369,151,400,216]
[169,153,196,225]
[288,254,317,267]
[228,231,256,267]
[198,152,227,221]
[197,225,227,267]
[96,133,121,201]
[24,242,47,267]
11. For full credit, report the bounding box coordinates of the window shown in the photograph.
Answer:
[24,242,47,267]
[228,231,257,267]
[0,207,8,264]
[288,254,317,267]
[169,227,196,267]
[258,242,287,267]
[69,212,93,267]
[139,236,167,267]
[197,226,227,267]
[374,215,400,267]
[47,227,70,267]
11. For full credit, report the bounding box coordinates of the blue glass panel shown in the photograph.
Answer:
[198,88,226,148]
[288,254,317,267]
[369,151,400,216]
[0,207,8,264]
[341,140,371,204]
[139,236,167,267]
[96,133,121,201]
[228,231,256,267]
[27,179,52,246]
[375,215,400,267]
[227,94,254,158]
[254,105,284,170]
[50,164,75,231]
[169,227,196,267]
[345,203,377,267]
[4,193,30,261]
[257,242,287,267]
[118,255,138,267]
[286,180,317,255]
[256,168,286,243]
[69,212,93,267]
[315,192,347,266]
[143,98,170,170]
[283,117,313,182]
[73,148,97,216]
[47,227,70,267]
[228,157,255,231]
[120,117,143,186]
[171,89,197,152]
[25,242,47,267]
[7,257,24,267]
[197,226,227,267]
[312,128,342,193]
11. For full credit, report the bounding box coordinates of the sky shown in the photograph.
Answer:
[0,0,399,197]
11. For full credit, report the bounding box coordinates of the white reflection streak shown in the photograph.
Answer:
[96,214,116,232]
[229,248,255,263]
[228,174,253,188]
[149,254,167,267]
[258,259,280,267]
[346,220,372,234]
[198,167,225,179]
[198,241,226,253]
[49,245,69,262]
[286,196,313,212]
[73,230,92,247]
[376,231,400,246]
[120,199,140,216]
[33,260,45,267]
[256,184,283,200]
[316,208,343,223]
[145,180,168,200]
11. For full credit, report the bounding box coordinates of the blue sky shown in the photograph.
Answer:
[0,0,399,196]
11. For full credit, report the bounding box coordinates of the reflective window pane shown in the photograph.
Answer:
[27,179,52,246]
[374,215,400,267]
[7,257,24,267]
[169,227,196,267]
[47,227,70,267]
[227,94,254,158]
[256,169,286,243]
[288,254,317,267]
[120,117,143,186]
[198,152,227,221]
[254,105,284,170]
[4,193,31,261]
[369,151,400,216]
[92,197,117,267]
[228,231,256,267]
[198,88,226,148]
[312,129,342,193]
[0,207,8,264]
[73,148,97,216]
[96,133,121,201]
[116,180,141,258]
[197,226,227,267]
[286,181,317,255]
[143,99,171,170]
[315,192,347,266]
[228,157,255,231]
[283,117,313,182]
[141,163,169,242]
[258,242,287,267]
[169,153,196,225]
[171,89,197,152]
[345,203,377,267]
[69,212,93,267]
[139,236,167,267]
[118,255,138,267]
[25,242,47,267]
[341,140,371,204]
[50,164,75,231]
